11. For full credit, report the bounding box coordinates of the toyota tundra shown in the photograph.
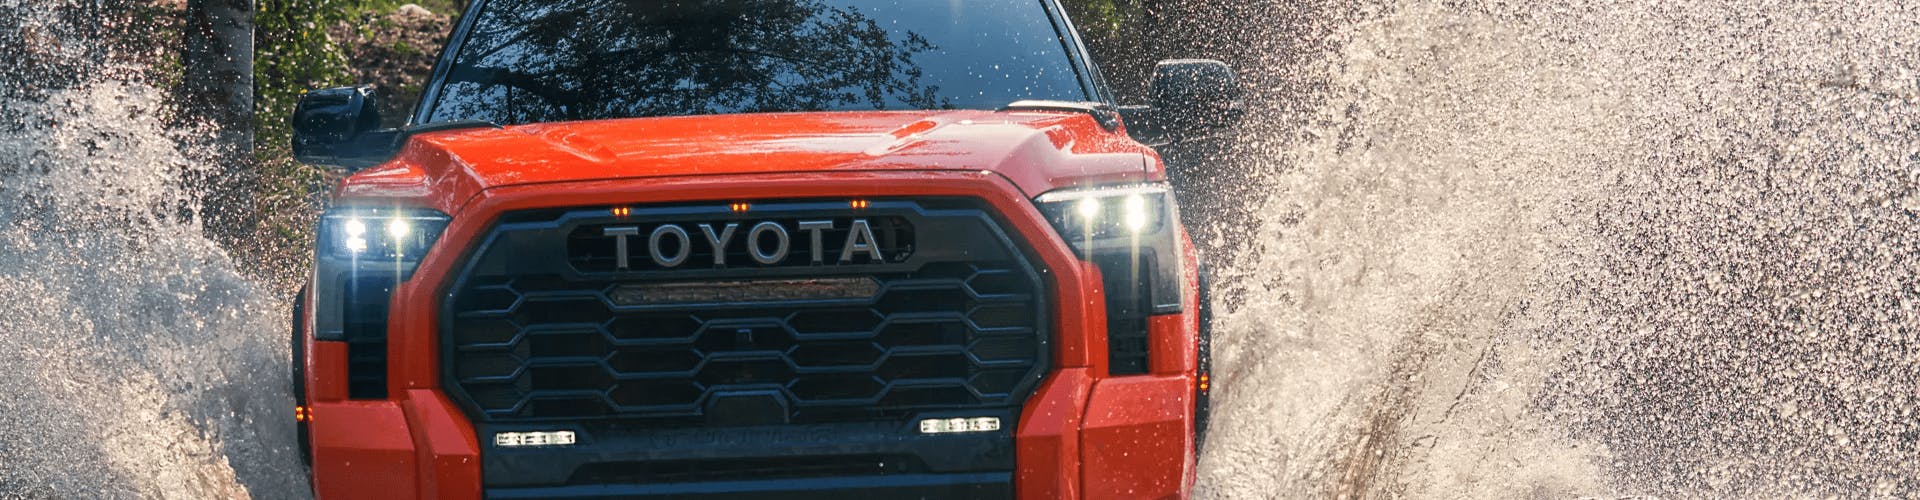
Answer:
[288,0,1241,498]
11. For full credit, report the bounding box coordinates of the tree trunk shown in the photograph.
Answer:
[181,0,256,244]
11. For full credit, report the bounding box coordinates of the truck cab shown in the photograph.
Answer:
[289,0,1240,498]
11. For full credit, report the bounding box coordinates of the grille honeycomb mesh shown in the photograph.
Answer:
[447,261,1044,424]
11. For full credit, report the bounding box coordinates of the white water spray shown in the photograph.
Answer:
[0,14,308,498]
[1198,0,1920,497]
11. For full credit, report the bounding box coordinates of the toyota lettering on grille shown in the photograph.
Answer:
[602,219,886,270]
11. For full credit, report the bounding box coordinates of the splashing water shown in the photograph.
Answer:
[7,0,1920,498]
[1196,0,1920,497]
[0,83,310,498]
[0,2,308,498]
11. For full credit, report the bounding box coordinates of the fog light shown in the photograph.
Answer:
[494,430,577,448]
[919,417,1001,434]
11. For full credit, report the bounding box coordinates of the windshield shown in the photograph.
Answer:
[423,0,1091,125]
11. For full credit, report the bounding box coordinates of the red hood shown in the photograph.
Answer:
[337,110,1162,213]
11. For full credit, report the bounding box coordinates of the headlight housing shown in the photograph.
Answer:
[319,207,452,262]
[310,205,451,400]
[1033,183,1184,375]
[1034,183,1171,253]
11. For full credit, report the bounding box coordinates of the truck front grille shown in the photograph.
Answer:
[441,199,1048,425]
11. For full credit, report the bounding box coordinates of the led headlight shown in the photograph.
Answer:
[1034,183,1171,251]
[320,208,452,261]
[1033,183,1184,376]
[311,206,452,400]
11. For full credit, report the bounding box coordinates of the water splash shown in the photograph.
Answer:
[0,3,308,497]
[7,0,1920,497]
[0,79,308,499]
[1198,0,1920,497]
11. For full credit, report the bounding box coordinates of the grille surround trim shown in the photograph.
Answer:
[439,198,1051,427]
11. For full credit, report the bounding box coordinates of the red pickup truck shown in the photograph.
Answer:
[288,0,1239,498]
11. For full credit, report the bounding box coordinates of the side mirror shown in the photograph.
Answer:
[1124,59,1244,145]
[292,86,398,169]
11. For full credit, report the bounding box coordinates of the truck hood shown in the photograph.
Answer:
[338,110,1160,211]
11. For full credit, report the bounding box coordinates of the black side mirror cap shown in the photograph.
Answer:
[1117,105,1163,145]
[292,86,399,170]
[1135,59,1244,144]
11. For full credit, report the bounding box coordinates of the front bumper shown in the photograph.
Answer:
[298,171,1200,499]
[487,473,1012,500]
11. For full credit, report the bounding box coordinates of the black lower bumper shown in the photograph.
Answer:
[485,472,1011,500]
[480,416,1016,498]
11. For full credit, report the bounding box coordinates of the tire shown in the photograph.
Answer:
[291,287,313,469]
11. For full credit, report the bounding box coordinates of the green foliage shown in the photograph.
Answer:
[386,40,421,58]
[247,0,371,288]
[253,0,459,158]
[1060,0,1138,39]
[253,0,359,162]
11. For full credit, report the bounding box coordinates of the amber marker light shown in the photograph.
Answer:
[1198,373,1211,393]
[610,206,631,218]
[730,202,751,213]
[850,199,870,210]
[295,405,310,422]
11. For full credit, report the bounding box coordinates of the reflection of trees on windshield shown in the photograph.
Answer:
[431,0,949,124]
